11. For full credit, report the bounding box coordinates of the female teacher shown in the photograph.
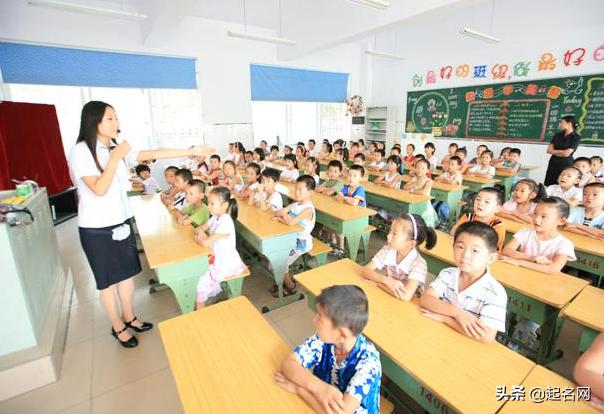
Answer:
[544,115,581,186]
[68,101,213,348]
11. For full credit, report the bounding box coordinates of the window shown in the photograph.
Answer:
[252,101,350,146]
[4,84,203,155]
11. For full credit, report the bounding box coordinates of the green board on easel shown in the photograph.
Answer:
[405,74,604,146]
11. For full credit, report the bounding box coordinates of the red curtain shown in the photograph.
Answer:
[0,101,72,195]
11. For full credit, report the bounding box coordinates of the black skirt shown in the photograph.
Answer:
[79,219,142,290]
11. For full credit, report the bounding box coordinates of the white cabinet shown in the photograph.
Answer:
[365,106,397,150]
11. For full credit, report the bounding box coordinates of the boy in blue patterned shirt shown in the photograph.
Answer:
[274,285,382,414]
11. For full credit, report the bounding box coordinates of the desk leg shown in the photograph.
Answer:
[156,256,208,314]
[342,218,369,263]
[578,327,598,352]
[261,250,304,313]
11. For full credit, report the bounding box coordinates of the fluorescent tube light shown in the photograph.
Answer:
[459,27,500,44]
[227,30,296,46]
[365,49,405,60]
[27,0,147,21]
[345,0,390,10]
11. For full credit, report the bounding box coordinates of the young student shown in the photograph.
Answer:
[160,165,179,201]
[249,167,283,212]
[233,142,246,167]
[420,221,507,343]
[316,160,344,196]
[317,142,332,160]
[283,145,294,157]
[389,146,401,157]
[131,164,160,194]
[336,165,366,207]
[492,147,512,167]
[174,179,210,227]
[366,141,377,161]
[497,179,545,224]
[362,214,437,301]
[440,142,458,166]
[451,187,505,251]
[282,153,300,183]
[591,155,604,181]
[574,157,596,188]
[493,148,521,174]
[194,187,246,308]
[259,139,269,156]
[201,154,224,186]
[221,160,244,193]
[350,153,367,179]
[402,143,416,165]
[574,332,604,412]
[272,175,316,297]
[274,285,381,414]
[424,142,437,170]
[374,155,402,189]
[402,159,433,195]
[239,162,261,199]
[349,142,361,159]
[546,167,582,207]
[502,196,576,273]
[367,149,386,171]
[305,156,321,186]
[243,150,254,167]
[268,145,281,162]
[295,145,307,165]
[166,168,193,210]
[455,147,470,174]
[334,148,348,166]
[565,182,604,239]
[435,156,463,185]
[358,138,366,155]
[224,143,236,162]
[307,139,317,157]
[252,147,266,170]
[468,150,496,178]
[469,144,488,165]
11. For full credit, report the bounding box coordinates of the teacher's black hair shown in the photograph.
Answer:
[76,100,114,173]
[561,115,579,131]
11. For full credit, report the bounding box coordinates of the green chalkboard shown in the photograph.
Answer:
[405,74,604,146]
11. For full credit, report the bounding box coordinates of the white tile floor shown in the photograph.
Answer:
[0,218,585,413]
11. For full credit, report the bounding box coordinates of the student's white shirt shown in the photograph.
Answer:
[429,267,507,332]
[502,200,536,214]
[256,190,283,212]
[141,176,160,194]
[308,147,318,157]
[546,185,582,202]
[440,171,463,185]
[427,155,437,170]
[68,141,139,228]
[512,228,576,261]
[281,168,300,181]
[371,247,427,295]
[369,160,386,170]
[578,172,594,188]
[469,164,495,177]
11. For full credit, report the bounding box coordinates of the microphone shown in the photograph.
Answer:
[117,129,121,134]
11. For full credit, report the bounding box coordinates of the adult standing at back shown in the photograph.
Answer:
[544,115,581,186]
[68,100,213,348]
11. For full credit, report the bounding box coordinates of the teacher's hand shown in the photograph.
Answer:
[112,141,131,159]
[190,145,216,158]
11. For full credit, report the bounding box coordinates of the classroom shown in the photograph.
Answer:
[1,0,603,413]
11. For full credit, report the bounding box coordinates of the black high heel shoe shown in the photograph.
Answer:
[111,325,138,348]
[124,316,154,333]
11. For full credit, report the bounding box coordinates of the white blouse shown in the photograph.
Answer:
[68,141,139,228]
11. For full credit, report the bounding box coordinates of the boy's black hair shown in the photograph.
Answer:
[477,144,488,150]
[509,148,521,156]
[387,154,402,167]
[316,285,368,336]
[415,154,426,160]
[223,160,236,169]
[454,221,499,253]
[349,164,365,177]
[481,150,494,159]
[296,174,316,191]
[322,138,329,143]
[584,182,604,192]
[538,196,570,219]
[175,168,193,183]
[261,167,281,182]
[562,166,582,177]
[209,186,238,220]
[590,155,603,163]
[297,141,305,148]
[449,155,462,166]
[424,142,435,152]
[246,162,261,177]
[477,186,504,206]
[407,143,415,151]
[393,143,401,149]
[245,150,253,156]
[253,147,266,161]
[390,147,401,155]
[135,164,150,176]
[284,153,298,169]
[351,142,360,148]
[260,139,267,145]
[574,156,591,165]
[210,154,221,162]
[189,179,206,193]
[309,139,316,145]
[165,165,179,174]
[513,179,546,202]
[394,213,437,249]
[354,153,366,162]
[376,149,385,157]
[270,145,279,152]
[306,156,320,176]
[284,145,293,152]
[449,142,459,149]
[327,159,343,172]
[455,147,467,156]
[416,158,430,170]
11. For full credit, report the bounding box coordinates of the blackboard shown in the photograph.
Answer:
[405,74,604,146]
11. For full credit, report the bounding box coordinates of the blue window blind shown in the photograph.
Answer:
[250,64,348,102]
[0,42,197,89]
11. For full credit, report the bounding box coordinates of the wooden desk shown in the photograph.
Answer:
[402,175,468,226]
[363,181,432,218]
[295,259,535,414]
[497,216,604,286]
[562,286,604,352]
[518,164,539,179]
[276,182,375,262]
[419,230,590,363]
[494,169,518,200]
[130,194,211,313]
[462,174,500,193]
[499,365,599,414]
[235,197,303,312]
[159,297,313,413]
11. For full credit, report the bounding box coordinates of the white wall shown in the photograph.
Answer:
[369,32,604,182]
[0,0,365,155]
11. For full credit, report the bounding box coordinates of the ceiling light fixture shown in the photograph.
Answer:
[365,49,404,60]
[227,30,296,45]
[458,27,500,44]
[27,0,147,21]
[345,0,390,10]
